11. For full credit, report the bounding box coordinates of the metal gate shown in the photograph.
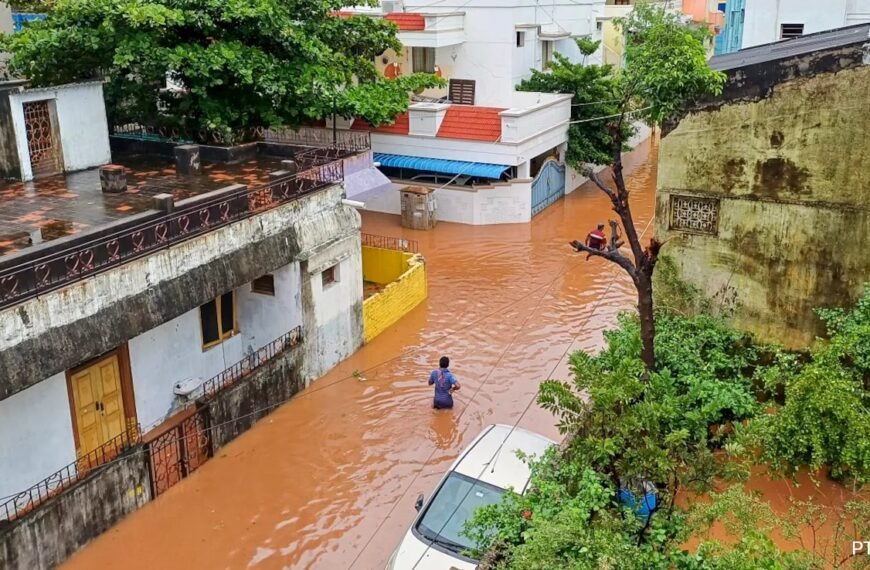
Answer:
[531,159,566,216]
[146,406,212,497]
[22,100,63,178]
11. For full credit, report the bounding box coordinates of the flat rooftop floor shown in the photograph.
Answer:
[0,155,285,257]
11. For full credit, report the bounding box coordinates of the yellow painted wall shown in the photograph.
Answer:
[656,64,870,348]
[362,247,428,343]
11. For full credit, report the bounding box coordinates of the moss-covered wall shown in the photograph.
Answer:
[656,62,870,348]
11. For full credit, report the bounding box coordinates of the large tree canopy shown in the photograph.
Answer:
[0,0,441,137]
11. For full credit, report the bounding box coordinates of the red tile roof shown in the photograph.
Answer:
[384,12,426,31]
[437,106,504,142]
[351,113,410,135]
[331,11,354,18]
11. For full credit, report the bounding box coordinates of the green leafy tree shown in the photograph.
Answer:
[750,287,870,486]
[0,0,442,141]
[523,3,725,371]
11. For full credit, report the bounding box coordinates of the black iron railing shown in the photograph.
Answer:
[0,425,140,523]
[0,161,343,311]
[361,233,419,253]
[193,327,302,401]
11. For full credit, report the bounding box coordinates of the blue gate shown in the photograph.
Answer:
[531,159,566,216]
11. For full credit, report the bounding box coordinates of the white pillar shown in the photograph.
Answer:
[517,161,531,178]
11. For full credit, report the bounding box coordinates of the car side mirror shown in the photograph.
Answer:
[414,494,424,512]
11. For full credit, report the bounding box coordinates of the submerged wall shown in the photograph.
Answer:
[656,58,870,347]
[362,247,427,343]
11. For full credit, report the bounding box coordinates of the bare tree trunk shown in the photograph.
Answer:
[569,121,662,372]
[636,271,656,371]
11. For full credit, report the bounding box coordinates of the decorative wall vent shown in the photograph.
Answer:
[669,195,720,235]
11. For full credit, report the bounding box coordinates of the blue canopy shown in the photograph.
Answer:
[374,153,510,180]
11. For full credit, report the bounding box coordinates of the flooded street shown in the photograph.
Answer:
[62,141,658,570]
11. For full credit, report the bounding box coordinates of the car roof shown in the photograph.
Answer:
[453,424,555,491]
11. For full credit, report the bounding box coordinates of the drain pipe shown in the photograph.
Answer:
[342,199,366,209]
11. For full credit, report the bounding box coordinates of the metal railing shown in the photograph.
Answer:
[361,233,419,253]
[192,327,302,401]
[0,161,343,310]
[261,126,371,151]
[0,425,140,523]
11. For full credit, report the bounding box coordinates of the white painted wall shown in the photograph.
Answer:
[8,82,111,181]
[741,0,861,48]
[0,372,77,498]
[305,237,364,380]
[128,262,303,429]
[0,2,12,35]
[371,0,605,108]
[364,178,533,225]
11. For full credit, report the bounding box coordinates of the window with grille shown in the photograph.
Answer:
[251,274,275,296]
[412,47,436,73]
[448,79,476,105]
[780,23,804,39]
[669,195,720,235]
[200,291,237,349]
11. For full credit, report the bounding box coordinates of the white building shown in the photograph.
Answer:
[740,0,870,48]
[337,0,611,224]
[0,81,111,181]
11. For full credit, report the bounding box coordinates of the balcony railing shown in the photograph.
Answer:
[0,161,344,311]
[361,233,419,253]
[192,327,302,401]
[261,126,371,152]
[0,425,141,523]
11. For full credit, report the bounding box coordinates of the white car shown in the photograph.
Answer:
[385,424,556,570]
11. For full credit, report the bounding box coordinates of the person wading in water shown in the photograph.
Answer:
[429,356,460,410]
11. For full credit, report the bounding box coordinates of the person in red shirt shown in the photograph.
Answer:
[585,224,607,250]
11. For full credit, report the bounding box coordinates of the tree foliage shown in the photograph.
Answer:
[750,287,870,485]
[550,3,726,372]
[0,0,442,138]
[467,276,870,568]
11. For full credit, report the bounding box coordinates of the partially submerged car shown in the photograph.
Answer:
[385,424,556,570]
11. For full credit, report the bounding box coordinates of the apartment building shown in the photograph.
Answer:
[716,0,870,54]
[337,0,609,224]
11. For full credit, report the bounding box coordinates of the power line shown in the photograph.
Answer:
[568,105,653,124]
[407,210,657,570]
[348,250,578,569]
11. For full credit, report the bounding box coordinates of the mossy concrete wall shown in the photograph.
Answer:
[657,61,870,348]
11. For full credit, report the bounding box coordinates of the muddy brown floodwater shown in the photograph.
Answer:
[62,140,655,570]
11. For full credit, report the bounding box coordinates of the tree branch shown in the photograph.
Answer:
[569,240,637,279]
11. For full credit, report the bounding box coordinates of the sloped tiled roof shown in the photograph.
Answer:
[351,113,410,135]
[437,106,504,142]
[384,12,426,31]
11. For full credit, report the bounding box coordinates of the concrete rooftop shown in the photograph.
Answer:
[0,155,285,257]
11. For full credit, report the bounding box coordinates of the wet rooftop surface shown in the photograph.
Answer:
[0,155,285,257]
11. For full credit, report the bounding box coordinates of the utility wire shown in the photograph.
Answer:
[348,249,577,569]
[407,210,657,570]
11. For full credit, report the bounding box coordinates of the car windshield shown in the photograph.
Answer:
[415,472,505,554]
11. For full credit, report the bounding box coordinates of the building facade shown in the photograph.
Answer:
[0,107,381,565]
[336,0,611,224]
[716,0,870,53]
[656,24,870,347]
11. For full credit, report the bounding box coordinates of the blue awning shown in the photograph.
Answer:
[374,153,510,180]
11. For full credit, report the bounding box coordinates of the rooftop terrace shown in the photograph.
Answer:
[0,154,285,256]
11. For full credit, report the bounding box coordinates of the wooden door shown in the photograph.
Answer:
[69,354,127,458]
